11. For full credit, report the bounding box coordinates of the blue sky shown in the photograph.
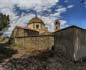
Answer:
[59,0,86,28]
[0,0,86,36]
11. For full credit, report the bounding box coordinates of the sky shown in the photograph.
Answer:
[0,0,86,36]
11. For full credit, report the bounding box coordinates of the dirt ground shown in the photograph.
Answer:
[0,49,86,70]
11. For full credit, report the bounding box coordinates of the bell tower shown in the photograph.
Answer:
[54,20,60,32]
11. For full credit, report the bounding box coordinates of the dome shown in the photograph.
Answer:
[28,17,45,25]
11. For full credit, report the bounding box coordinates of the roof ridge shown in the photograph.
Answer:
[54,25,85,33]
[15,26,39,32]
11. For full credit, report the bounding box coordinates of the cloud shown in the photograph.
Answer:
[57,7,67,12]
[12,0,59,12]
[0,0,13,8]
[59,20,69,28]
[64,0,68,3]
[49,7,67,18]
[0,0,74,36]
[67,5,74,8]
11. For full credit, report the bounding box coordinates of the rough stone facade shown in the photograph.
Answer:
[12,35,54,52]
[54,26,86,61]
[9,16,58,54]
[74,27,86,60]
[54,26,75,60]
[11,26,39,38]
[10,25,86,61]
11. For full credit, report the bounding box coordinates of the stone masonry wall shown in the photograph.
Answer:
[13,35,54,53]
[54,27,76,60]
[54,26,86,61]
[75,28,86,60]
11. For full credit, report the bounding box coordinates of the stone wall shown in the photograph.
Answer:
[11,25,86,61]
[12,35,54,53]
[11,26,39,38]
[54,26,86,61]
[54,27,77,60]
[75,28,86,60]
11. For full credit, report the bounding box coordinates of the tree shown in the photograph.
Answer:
[0,13,10,35]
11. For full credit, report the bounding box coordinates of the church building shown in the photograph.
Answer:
[9,16,60,55]
[27,16,48,33]
[10,16,86,61]
[11,16,60,38]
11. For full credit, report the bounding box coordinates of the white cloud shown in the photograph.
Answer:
[12,0,59,12]
[39,15,68,32]
[0,0,13,8]
[40,16,55,32]
[49,7,67,18]
[67,5,74,8]
[64,0,68,3]
[57,7,67,12]
[0,0,74,36]
[60,20,67,25]
[59,20,69,29]
[0,0,59,13]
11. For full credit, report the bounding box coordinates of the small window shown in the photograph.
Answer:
[36,25,39,29]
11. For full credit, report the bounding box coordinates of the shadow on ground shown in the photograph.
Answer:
[2,50,86,70]
[1,46,86,70]
[0,43,17,63]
